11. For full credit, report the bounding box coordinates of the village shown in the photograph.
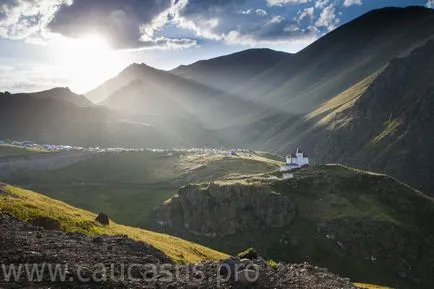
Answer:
[0,139,260,156]
[1,138,310,182]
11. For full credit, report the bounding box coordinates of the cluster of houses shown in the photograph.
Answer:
[150,148,255,155]
[0,140,87,152]
[0,140,133,153]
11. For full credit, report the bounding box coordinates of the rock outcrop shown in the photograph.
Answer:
[154,183,295,237]
[95,213,110,226]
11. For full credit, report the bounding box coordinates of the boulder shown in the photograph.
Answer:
[95,213,110,226]
[30,217,61,231]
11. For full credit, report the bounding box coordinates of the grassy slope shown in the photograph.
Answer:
[0,144,48,158]
[0,183,228,263]
[354,284,392,289]
[306,68,385,126]
[299,40,434,197]
[5,150,281,227]
[172,165,434,289]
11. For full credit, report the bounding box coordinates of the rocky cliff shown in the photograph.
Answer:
[154,183,295,237]
[153,165,434,289]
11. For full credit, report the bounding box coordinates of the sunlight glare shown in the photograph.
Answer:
[56,34,125,93]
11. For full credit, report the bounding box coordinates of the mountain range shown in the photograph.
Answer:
[1,6,434,195]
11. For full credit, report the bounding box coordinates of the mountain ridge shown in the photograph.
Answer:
[170,48,293,92]
[3,86,92,107]
[299,39,434,196]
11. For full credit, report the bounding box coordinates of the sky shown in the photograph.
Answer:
[0,0,431,94]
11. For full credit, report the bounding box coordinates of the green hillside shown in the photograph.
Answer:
[154,164,434,289]
[0,183,228,263]
[5,150,281,227]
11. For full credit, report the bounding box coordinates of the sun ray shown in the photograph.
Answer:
[53,34,125,94]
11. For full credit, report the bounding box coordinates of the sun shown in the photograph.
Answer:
[56,34,125,93]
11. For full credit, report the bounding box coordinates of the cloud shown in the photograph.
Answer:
[138,36,197,50]
[240,9,268,17]
[0,0,196,50]
[172,0,318,45]
[266,0,311,6]
[315,0,330,9]
[427,0,433,8]
[0,0,68,40]
[0,62,70,93]
[297,7,315,22]
[0,0,331,49]
[315,3,339,31]
[343,0,363,7]
[48,0,196,49]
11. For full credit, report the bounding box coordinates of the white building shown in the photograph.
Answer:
[282,173,294,180]
[280,148,309,172]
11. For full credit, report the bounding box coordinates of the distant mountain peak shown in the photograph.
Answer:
[123,62,156,73]
[26,86,91,107]
[172,48,291,71]
[171,48,292,91]
[44,86,74,94]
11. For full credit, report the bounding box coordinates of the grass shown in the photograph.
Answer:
[307,68,385,126]
[0,144,49,158]
[0,183,228,264]
[370,118,402,145]
[5,150,280,227]
[354,283,393,289]
[266,259,279,269]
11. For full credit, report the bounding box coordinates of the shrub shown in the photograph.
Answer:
[237,248,258,260]
[267,259,279,269]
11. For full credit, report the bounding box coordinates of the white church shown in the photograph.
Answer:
[280,148,309,173]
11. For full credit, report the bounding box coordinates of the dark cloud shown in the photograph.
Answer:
[48,0,173,49]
